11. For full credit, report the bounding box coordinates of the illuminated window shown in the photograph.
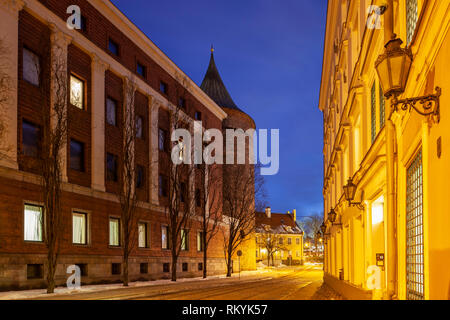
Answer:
[70,75,84,109]
[406,0,418,45]
[197,231,205,252]
[23,48,40,86]
[138,222,148,248]
[181,229,189,251]
[109,218,120,246]
[161,225,169,249]
[73,211,87,245]
[371,196,384,225]
[24,204,43,242]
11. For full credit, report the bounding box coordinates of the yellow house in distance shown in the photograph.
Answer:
[255,208,304,266]
[319,0,450,300]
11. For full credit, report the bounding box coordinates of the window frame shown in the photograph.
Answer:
[161,225,170,250]
[69,73,85,110]
[23,203,44,243]
[22,47,40,87]
[21,119,40,158]
[69,138,85,172]
[136,61,146,78]
[159,175,168,198]
[158,128,167,151]
[106,153,119,182]
[181,229,189,251]
[106,97,118,127]
[72,210,88,246]
[138,222,150,249]
[108,38,120,56]
[159,81,168,95]
[109,217,121,247]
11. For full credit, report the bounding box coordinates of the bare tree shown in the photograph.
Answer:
[303,214,323,257]
[36,33,69,294]
[222,164,265,277]
[198,160,222,278]
[257,231,286,267]
[162,75,196,282]
[115,76,141,286]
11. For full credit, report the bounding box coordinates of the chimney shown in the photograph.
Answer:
[265,207,271,218]
[292,209,297,222]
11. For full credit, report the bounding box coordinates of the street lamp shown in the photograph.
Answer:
[375,37,441,123]
[343,177,365,210]
[320,222,326,235]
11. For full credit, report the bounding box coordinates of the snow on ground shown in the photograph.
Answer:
[0,269,270,300]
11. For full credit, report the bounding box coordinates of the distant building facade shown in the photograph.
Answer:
[255,208,303,266]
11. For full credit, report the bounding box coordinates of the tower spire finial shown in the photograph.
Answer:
[211,44,214,54]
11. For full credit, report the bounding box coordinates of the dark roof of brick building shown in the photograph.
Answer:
[255,212,303,235]
[200,51,242,112]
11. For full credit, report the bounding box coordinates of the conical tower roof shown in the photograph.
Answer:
[200,49,241,112]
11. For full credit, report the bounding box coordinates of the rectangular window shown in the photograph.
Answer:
[112,263,121,275]
[70,75,84,109]
[158,128,166,151]
[195,111,202,121]
[371,82,377,143]
[138,222,148,248]
[197,231,205,252]
[136,116,143,139]
[24,204,43,242]
[181,229,189,251]
[182,262,188,272]
[288,238,292,245]
[23,48,40,86]
[406,0,418,45]
[108,38,119,56]
[72,211,87,245]
[140,263,148,274]
[279,238,283,245]
[160,81,168,94]
[70,139,85,172]
[159,175,168,197]
[109,218,120,247]
[106,98,117,126]
[379,84,385,129]
[27,264,43,279]
[161,225,169,249]
[136,165,145,189]
[198,263,203,271]
[178,97,186,109]
[22,120,40,157]
[296,251,300,257]
[406,149,424,300]
[296,238,300,245]
[163,263,170,273]
[136,62,146,78]
[106,153,118,182]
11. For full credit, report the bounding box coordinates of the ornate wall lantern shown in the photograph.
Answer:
[320,222,326,234]
[375,38,441,123]
[343,177,365,210]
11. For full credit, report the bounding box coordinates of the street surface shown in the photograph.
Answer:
[29,264,342,300]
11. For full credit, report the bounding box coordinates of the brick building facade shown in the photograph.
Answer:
[0,0,255,290]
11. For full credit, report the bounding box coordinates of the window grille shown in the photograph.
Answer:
[406,149,424,300]
[371,83,377,143]
[406,0,418,45]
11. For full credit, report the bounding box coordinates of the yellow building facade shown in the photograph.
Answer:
[319,0,450,300]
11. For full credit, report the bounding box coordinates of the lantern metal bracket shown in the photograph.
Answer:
[392,87,441,124]
[348,201,365,211]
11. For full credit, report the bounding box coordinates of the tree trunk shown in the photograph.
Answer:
[203,248,207,279]
[267,254,270,267]
[123,252,129,286]
[171,248,178,282]
[226,251,233,277]
[46,243,57,294]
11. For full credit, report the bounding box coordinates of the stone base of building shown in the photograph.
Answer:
[324,273,372,300]
[0,254,226,292]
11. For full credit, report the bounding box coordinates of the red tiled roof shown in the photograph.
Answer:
[255,212,303,234]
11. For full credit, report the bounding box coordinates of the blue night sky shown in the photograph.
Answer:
[111,0,327,219]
